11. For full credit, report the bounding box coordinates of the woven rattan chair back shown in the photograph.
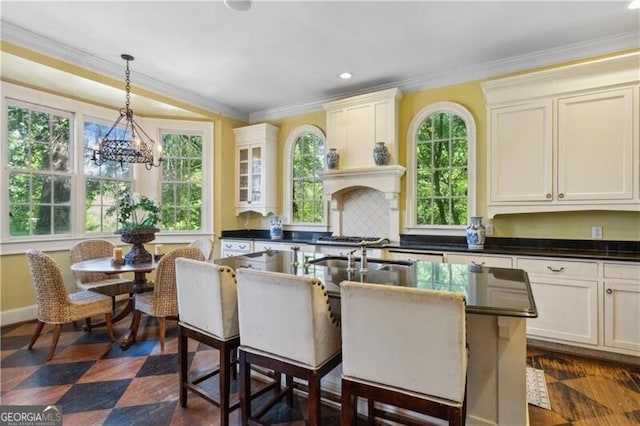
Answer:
[153,246,205,317]
[28,249,74,323]
[26,249,115,360]
[70,239,120,285]
[133,246,204,350]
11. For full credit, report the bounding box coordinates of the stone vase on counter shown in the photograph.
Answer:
[466,216,486,250]
[326,148,339,170]
[373,141,389,166]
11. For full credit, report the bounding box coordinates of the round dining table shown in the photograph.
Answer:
[71,256,160,349]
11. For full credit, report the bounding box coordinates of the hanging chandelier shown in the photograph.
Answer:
[91,54,162,170]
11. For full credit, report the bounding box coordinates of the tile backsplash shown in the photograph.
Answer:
[341,188,389,237]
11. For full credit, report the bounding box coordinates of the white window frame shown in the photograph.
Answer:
[154,122,214,235]
[1,81,214,254]
[283,124,328,230]
[405,101,477,235]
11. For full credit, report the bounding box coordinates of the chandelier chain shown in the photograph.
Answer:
[124,58,131,112]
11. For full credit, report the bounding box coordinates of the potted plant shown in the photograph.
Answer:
[108,191,161,264]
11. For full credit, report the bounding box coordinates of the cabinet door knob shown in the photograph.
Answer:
[606,288,613,294]
[547,266,565,273]
[558,193,565,199]
[546,193,552,199]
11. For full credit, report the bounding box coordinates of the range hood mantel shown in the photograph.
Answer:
[319,165,406,208]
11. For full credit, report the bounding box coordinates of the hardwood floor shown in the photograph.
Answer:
[1,315,639,425]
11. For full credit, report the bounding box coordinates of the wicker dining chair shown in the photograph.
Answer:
[133,246,204,350]
[26,249,116,361]
[69,239,132,305]
[188,238,213,261]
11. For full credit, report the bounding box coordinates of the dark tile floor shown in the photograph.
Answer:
[1,313,639,425]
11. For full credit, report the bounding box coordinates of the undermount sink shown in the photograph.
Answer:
[309,256,413,271]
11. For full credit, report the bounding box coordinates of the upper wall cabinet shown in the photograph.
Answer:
[482,53,639,218]
[234,123,279,216]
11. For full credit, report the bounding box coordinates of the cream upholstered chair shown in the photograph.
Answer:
[175,258,241,426]
[69,239,132,309]
[340,281,467,425]
[188,238,213,261]
[133,246,204,350]
[26,249,116,360]
[236,269,342,425]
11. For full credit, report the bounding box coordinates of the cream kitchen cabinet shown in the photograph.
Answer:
[603,262,640,353]
[557,88,634,202]
[483,53,639,218]
[385,249,443,263]
[254,241,315,254]
[517,257,599,345]
[445,252,513,268]
[234,123,279,216]
[488,100,553,204]
[220,239,253,258]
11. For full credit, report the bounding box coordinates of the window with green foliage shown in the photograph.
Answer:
[408,102,476,230]
[416,111,468,225]
[7,102,73,237]
[160,132,203,231]
[83,120,133,233]
[292,132,325,223]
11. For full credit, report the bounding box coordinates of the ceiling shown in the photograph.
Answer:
[1,1,639,122]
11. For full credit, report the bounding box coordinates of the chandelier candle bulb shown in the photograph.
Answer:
[154,244,163,256]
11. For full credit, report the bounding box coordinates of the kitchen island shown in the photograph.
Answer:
[215,250,537,426]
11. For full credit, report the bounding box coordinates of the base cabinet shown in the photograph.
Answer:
[525,276,599,345]
[446,252,513,268]
[518,257,599,345]
[603,262,640,352]
[220,239,252,258]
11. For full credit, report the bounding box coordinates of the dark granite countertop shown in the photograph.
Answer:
[220,230,639,262]
[214,250,538,318]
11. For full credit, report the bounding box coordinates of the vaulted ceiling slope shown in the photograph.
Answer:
[1,1,639,122]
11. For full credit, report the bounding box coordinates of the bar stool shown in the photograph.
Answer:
[340,281,468,425]
[175,258,241,426]
[236,269,342,425]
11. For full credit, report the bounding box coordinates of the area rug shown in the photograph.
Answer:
[526,367,551,410]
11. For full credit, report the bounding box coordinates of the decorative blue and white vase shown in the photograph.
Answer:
[270,216,283,240]
[326,148,339,170]
[373,141,389,166]
[466,216,486,250]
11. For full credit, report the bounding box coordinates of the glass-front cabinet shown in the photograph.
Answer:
[234,123,279,215]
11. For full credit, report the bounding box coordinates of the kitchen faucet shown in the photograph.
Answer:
[347,249,357,273]
[358,237,389,274]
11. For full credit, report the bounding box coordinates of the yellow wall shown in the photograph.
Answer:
[1,47,638,317]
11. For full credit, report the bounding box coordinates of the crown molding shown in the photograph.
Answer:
[251,31,640,122]
[1,21,249,122]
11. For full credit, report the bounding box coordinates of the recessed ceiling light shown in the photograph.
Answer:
[340,72,352,80]
[224,0,252,12]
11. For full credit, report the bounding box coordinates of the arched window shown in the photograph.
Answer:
[284,125,326,225]
[407,102,476,232]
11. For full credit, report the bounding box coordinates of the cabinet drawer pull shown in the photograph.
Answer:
[471,261,485,266]
[225,244,232,248]
[239,244,247,249]
[606,288,613,295]
[547,266,565,273]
